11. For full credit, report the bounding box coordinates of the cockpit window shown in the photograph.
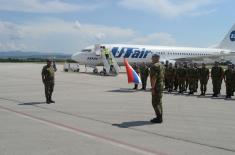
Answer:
[82,49,92,53]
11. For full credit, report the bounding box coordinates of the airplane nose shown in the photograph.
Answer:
[71,52,81,62]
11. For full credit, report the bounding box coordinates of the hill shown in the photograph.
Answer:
[0,51,71,59]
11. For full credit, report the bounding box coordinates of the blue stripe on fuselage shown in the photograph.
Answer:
[111,47,152,59]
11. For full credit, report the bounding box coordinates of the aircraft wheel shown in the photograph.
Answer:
[93,68,98,74]
[100,71,105,76]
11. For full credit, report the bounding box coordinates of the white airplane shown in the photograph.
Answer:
[72,23,235,74]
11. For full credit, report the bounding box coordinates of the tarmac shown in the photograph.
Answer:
[0,63,235,155]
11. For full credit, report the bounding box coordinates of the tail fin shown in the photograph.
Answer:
[219,23,235,51]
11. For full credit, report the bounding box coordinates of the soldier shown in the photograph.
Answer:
[174,63,179,91]
[52,60,57,72]
[139,62,149,90]
[164,60,169,90]
[231,64,235,96]
[183,62,189,92]
[211,61,224,97]
[165,63,176,92]
[42,59,56,104]
[177,63,186,93]
[224,64,234,98]
[187,63,196,95]
[150,54,164,123]
[193,63,199,93]
[132,63,140,90]
[198,63,209,96]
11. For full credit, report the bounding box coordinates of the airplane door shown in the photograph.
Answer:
[94,44,101,56]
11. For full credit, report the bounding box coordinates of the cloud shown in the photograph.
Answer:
[0,42,27,51]
[0,21,23,40]
[0,18,176,52]
[95,33,106,40]
[0,21,27,50]
[189,8,217,17]
[0,18,137,52]
[0,0,97,13]
[118,0,218,18]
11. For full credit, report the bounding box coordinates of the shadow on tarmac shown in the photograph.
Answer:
[112,121,153,128]
[18,102,46,105]
[107,88,139,93]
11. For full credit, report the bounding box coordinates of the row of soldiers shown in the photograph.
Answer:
[165,62,208,95]
[133,61,235,99]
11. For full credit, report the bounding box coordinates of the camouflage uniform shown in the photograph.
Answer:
[139,63,149,90]
[165,64,176,92]
[174,63,179,90]
[177,64,186,93]
[231,64,235,96]
[183,62,189,92]
[211,63,224,97]
[224,65,235,98]
[164,61,169,89]
[193,63,199,92]
[187,64,196,94]
[42,62,55,103]
[150,60,165,123]
[198,65,209,95]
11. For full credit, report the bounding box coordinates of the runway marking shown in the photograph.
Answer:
[0,105,167,155]
[33,105,235,153]
[1,97,235,153]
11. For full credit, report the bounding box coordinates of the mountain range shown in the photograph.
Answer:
[0,51,71,59]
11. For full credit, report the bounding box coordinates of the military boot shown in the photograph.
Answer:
[150,115,163,123]
[46,98,50,104]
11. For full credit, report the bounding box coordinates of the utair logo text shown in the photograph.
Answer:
[230,31,235,41]
[111,47,152,58]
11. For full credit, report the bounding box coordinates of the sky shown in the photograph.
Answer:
[0,0,234,53]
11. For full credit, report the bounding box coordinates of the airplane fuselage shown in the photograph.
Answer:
[72,44,231,66]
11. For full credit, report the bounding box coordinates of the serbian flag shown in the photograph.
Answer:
[124,58,142,84]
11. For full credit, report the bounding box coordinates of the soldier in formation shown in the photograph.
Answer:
[187,63,197,95]
[165,63,176,92]
[139,63,149,90]
[176,63,186,93]
[193,63,199,93]
[164,60,169,90]
[183,62,189,92]
[224,64,235,98]
[174,63,179,91]
[198,63,210,96]
[211,61,224,97]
